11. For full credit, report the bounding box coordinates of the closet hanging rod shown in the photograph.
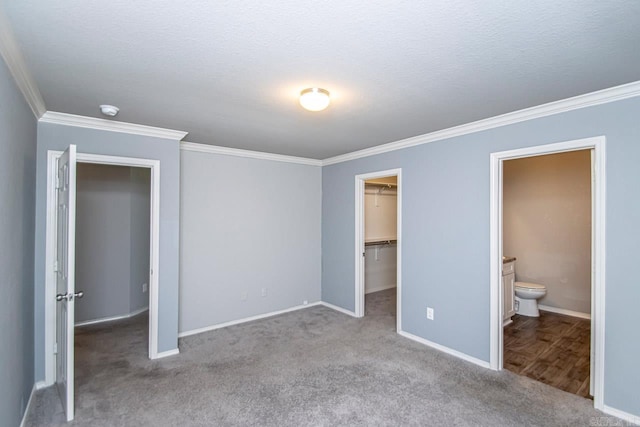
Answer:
[365,181,397,188]
[364,239,397,246]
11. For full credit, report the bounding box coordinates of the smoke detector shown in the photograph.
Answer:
[100,105,119,117]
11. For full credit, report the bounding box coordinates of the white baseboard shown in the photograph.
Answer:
[538,305,591,320]
[398,330,491,369]
[178,301,322,338]
[602,404,640,425]
[154,348,180,359]
[365,283,397,294]
[75,307,149,327]
[19,381,46,427]
[319,301,358,317]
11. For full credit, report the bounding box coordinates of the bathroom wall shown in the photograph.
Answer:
[75,163,150,323]
[503,150,591,315]
[364,180,397,293]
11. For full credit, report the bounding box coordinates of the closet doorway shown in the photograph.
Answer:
[355,169,402,330]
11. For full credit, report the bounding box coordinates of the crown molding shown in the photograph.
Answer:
[322,80,640,166]
[40,111,188,140]
[181,141,322,166]
[0,10,46,118]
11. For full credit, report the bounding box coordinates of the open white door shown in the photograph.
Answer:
[55,144,78,421]
[590,149,595,397]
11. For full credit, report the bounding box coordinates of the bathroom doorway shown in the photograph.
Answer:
[489,137,606,411]
[502,150,591,397]
[355,169,402,331]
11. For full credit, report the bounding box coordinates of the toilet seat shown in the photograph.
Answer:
[515,281,546,290]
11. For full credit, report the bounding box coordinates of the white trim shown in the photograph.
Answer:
[538,305,591,320]
[44,151,162,386]
[178,302,322,338]
[74,307,149,327]
[319,301,358,317]
[354,169,402,332]
[180,141,322,166]
[40,112,188,141]
[398,330,491,369]
[155,348,180,359]
[322,81,640,166]
[365,283,397,295]
[0,10,46,118]
[489,136,606,412]
[602,405,640,425]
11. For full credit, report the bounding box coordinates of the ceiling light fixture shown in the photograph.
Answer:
[299,88,330,112]
[100,104,119,117]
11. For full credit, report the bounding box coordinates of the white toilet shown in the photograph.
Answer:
[514,282,547,317]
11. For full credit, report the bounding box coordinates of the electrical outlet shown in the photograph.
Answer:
[427,307,434,320]
[142,283,148,293]
[261,288,267,297]
[241,291,248,301]
[303,300,308,305]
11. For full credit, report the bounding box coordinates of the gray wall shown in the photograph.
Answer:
[0,58,37,425]
[129,167,151,313]
[179,150,321,333]
[504,151,591,314]
[75,163,150,323]
[321,97,640,417]
[35,123,181,381]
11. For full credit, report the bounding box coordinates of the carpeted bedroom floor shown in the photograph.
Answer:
[24,288,609,426]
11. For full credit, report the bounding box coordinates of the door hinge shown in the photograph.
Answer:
[53,343,58,354]
[53,261,59,272]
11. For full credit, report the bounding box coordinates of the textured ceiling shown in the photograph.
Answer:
[3,1,640,159]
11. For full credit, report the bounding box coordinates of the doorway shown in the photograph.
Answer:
[355,169,402,331]
[489,136,606,411]
[44,149,160,420]
[502,150,592,397]
[74,163,151,328]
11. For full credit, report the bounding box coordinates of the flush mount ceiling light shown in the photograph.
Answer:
[299,88,330,112]
[100,104,119,117]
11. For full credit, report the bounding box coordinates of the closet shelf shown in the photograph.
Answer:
[365,239,397,247]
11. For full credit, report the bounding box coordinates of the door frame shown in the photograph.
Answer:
[355,168,402,331]
[44,150,161,386]
[489,136,606,410]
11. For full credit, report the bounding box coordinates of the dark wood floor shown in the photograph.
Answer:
[504,311,591,398]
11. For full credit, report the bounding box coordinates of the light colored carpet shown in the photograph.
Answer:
[24,289,609,426]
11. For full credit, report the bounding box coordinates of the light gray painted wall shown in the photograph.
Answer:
[504,151,591,314]
[129,167,151,313]
[321,97,640,417]
[75,164,149,323]
[179,150,321,333]
[35,123,180,380]
[0,58,37,426]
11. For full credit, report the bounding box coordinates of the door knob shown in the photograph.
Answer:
[56,291,84,302]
